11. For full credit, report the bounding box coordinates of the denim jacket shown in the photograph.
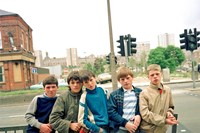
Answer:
[107,86,142,132]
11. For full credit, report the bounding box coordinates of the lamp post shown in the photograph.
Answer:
[107,0,118,90]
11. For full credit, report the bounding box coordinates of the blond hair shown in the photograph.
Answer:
[117,67,133,81]
[147,64,161,74]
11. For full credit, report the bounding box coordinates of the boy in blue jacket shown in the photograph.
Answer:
[107,67,142,133]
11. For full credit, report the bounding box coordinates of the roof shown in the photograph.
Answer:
[0,9,18,17]
[0,9,32,30]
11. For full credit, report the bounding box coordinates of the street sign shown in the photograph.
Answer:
[32,67,37,73]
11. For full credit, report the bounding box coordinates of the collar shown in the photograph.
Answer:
[149,82,163,90]
[86,86,97,94]
[68,89,83,97]
[123,86,134,93]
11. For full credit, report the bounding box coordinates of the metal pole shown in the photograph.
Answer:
[171,114,178,133]
[191,51,196,88]
[124,40,129,67]
[107,0,118,90]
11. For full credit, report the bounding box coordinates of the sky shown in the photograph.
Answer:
[1,0,200,58]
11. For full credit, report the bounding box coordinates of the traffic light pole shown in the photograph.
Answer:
[191,51,196,88]
[124,40,129,67]
[107,0,118,90]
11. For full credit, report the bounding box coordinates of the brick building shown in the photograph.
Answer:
[0,9,36,91]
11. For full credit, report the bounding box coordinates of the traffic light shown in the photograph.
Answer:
[187,33,197,51]
[198,64,200,73]
[179,29,188,50]
[194,28,200,48]
[127,34,137,56]
[117,36,125,56]
[106,54,110,64]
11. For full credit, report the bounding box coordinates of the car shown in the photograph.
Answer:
[30,82,43,90]
[96,73,112,84]
[58,79,68,87]
[30,79,68,90]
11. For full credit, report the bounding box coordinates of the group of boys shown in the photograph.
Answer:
[25,64,178,133]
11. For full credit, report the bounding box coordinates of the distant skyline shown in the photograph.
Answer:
[1,0,200,58]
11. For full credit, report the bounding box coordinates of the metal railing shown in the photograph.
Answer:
[0,115,178,133]
[172,114,178,133]
[0,125,27,133]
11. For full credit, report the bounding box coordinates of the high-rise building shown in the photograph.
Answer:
[67,48,78,66]
[158,33,175,47]
[34,50,43,67]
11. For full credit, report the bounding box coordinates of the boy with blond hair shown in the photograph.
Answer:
[139,64,178,133]
[108,67,142,133]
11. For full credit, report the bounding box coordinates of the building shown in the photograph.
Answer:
[0,9,36,91]
[67,48,78,66]
[43,52,67,67]
[34,50,43,67]
[158,33,175,47]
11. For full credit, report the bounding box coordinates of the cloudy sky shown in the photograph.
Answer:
[1,0,200,58]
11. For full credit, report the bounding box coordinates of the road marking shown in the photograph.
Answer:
[172,90,187,94]
[9,115,24,118]
[180,129,187,132]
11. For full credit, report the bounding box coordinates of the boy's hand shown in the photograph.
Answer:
[166,111,178,125]
[70,122,81,131]
[39,124,52,133]
[166,117,178,125]
[125,122,137,133]
[133,115,141,127]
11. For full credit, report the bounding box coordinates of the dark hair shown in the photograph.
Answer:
[67,71,82,84]
[79,70,95,82]
[42,75,58,87]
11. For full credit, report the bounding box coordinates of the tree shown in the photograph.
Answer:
[147,45,185,72]
[93,58,105,75]
[83,57,105,76]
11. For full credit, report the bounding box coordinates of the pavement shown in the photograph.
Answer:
[99,76,200,95]
[1,77,200,106]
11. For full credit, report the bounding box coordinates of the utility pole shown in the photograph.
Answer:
[107,0,118,90]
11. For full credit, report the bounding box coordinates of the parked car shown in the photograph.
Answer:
[30,82,43,90]
[96,73,112,84]
[30,79,68,90]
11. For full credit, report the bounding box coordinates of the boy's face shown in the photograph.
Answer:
[118,75,133,90]
[83,77,96,90]
[148,70,162,85]
[44,84,58,98]
[69,79,82,93]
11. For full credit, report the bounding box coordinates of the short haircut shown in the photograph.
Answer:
[42,75,58,87]
[117,67,133,81]
[147,64,161,74]
[79,70,95,82]
[67,71,82,84]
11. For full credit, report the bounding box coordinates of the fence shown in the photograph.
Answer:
[0,115,178,133]
[0,125,27,133]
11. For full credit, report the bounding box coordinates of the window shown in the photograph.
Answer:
[0,66,4,82]
[0,31,2,49]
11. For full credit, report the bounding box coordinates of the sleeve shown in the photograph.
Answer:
[49,95,71,133]
[78,92,100,133]
[139,91,165,126]
[24,95,43,129]
[107,92,128,127]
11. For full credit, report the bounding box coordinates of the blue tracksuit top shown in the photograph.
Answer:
[80,86,108,133]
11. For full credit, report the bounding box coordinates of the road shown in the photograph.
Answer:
[0,81,200,133]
